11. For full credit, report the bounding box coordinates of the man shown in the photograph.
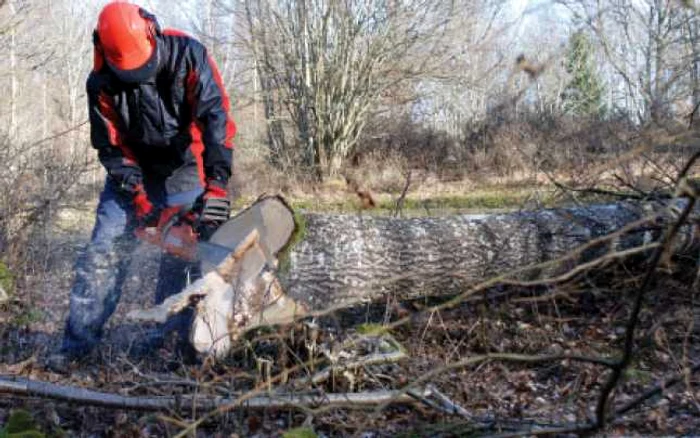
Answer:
[48,1,236,370]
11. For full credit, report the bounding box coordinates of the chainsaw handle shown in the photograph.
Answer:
[157,205,192,237]
[135,205,200,261]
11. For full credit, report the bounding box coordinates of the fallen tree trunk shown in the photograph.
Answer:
[129,197,699,350]
[282,199,698,311]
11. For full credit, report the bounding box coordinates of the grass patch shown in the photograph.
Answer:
[233,181,625,217]
[289,185,556,215]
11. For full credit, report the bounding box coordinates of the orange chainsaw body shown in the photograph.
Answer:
[134,206,199,261]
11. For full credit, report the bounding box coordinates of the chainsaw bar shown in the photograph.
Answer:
[200,196,296,274]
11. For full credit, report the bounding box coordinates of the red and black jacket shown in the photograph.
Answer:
[87,29,236,198]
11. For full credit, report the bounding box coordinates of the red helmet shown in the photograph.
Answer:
[94,2,159,82]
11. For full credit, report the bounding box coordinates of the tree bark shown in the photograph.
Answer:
[281,200,696,311]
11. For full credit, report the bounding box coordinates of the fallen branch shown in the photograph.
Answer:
[0,376,424,412]
[300,350,408,386]
[614,362,700,417]
[423,384,472,419]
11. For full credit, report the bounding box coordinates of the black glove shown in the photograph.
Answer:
[137,207,162,229]
[194,196,231,241]
[120,171,143,194]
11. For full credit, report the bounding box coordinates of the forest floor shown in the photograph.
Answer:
[0,182,698,437]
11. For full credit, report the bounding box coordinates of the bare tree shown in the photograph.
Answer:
[0,0,99,271]
[564,0,698,123]
[236,0,460,178]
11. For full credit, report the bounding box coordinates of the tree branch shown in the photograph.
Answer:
[614,362,700,417]
[0,376,423,413]
[593,151,700,430]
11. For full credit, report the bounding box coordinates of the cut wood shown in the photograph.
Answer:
[127,272,228,324]
[126,229,267,325]
[129,223,308,357]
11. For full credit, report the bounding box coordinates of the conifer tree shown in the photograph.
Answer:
[562,31,606,118]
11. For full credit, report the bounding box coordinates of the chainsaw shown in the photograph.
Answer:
[134,197,295,274]
[127,196,301,357]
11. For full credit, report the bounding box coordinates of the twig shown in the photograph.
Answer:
[0,376,423,412]
[24,120,89,149]
[299,350,407,386]
[549,175,645,201]
[485,423,596,438]
[613,173,657,199]
[393,170,412,218]
[507,243,659,293]
[424,384,472,420]
[614,362,700,417]
[366,352,617,423]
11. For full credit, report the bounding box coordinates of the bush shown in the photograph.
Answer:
[356,111,640,183]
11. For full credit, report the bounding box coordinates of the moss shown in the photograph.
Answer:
[624,367,654,385]
[0,410,45,438]
[278,208,308,274]
[282,428,317,438]
[0,261,14,297]
[356,323,391,336]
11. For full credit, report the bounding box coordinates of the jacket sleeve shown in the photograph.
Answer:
[188,44,236,190]
[87,74,143,195]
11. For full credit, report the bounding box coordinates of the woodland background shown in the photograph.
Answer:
[1,0,700,436]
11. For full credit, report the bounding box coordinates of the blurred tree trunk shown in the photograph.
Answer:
[684,10,700,120]
[280,201,693,311]
[8,0,18,141]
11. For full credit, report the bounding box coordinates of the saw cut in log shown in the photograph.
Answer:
[202,195,297,274]
[189,229,259,356]
[128,197,306,358]
[125,227,261,325]
[128,227,307,357]
[190,229,306,357]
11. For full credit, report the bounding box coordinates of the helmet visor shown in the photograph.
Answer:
[105,43,159,83]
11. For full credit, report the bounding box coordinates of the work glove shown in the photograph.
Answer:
[116,171,159,228]
[194,180,231,241]
[132,186,160,229]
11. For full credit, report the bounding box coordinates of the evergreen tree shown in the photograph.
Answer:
[562,32,606,118]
